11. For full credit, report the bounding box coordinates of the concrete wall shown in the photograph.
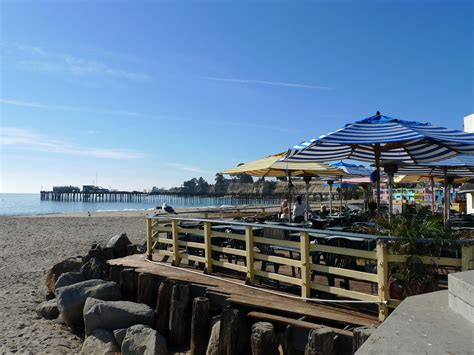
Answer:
[465,114,474,214]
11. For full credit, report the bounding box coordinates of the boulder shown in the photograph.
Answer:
[56,279,121,326]
[113,328,127,347]
[206,319,221,355]
[122,324,167,355]
[46,257,82,293]
[102,247,115,260]
[106,233,132,258]
[55,272,85,291]
[81,256,108,280]
[126,244,138,255]
[36,299,59,319]
[83,297,155,335]
[81,328,119,355]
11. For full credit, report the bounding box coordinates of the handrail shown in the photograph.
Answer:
[146,214,474,245]
[146,215,474,322]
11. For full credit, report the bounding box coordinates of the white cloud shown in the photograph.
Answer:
[8,43,152,82]
[0,127,142,159]
[203,77,333,90]
[164,162,205,173]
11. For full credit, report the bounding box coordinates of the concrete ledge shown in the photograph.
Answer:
[448,271,474,307]
[449,292,474,323]
[356,291,473,355]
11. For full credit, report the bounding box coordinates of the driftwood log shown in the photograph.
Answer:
[305,328,335,355]
[250,322,279,355]
[190,297,211,355]
[155,279,174,336]
[168,283,191,346]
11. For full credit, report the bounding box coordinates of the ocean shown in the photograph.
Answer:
[0,193,278,217]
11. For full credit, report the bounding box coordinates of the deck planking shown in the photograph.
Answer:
[108,254,379,328]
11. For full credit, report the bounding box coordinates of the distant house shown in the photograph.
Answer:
[52,186,80,193]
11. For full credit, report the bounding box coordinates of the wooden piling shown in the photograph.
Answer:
[352,326,375,353]
[155,279,174,336]
[305,328,335,355]
[169,283,191,346]
[120,268,138,302]
[137,272,162,308]
[250,322,279,355]
[190,297,211,355]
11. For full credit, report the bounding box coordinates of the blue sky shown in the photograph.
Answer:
[1,0,472,193]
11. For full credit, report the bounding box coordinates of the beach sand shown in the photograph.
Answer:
[0,213,146,354]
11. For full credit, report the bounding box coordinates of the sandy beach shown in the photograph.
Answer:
[0,213,147,354]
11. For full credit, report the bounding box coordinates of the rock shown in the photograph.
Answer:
[126,244,138,255]
[206,319,220,355]
[83,297,155,335]
[36,299,59,319]
[113,328,127,347]
[106,233,132,258]
[45,292,55,301]
[102,247,115,260]
[81,328,119,355]
[250,322,279,355]
[46,257,82,293]
[55,272,85,290]
[56,279,121,326]
[122,324,167,355]
[81,256,108,280]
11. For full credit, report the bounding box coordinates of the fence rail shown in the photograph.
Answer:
[146,215,474,321]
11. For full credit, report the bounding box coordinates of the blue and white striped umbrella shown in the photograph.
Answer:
[284,113,474,164]
[396,154,474,177]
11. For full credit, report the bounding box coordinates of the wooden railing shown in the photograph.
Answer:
[146,215,474,321]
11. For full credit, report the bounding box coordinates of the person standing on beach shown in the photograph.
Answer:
[280,195,290,220]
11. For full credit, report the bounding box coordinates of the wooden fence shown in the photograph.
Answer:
[145,215,474,321]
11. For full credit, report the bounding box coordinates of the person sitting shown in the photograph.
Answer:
[292,195,305,223]
[320,205,329,216]
[280,195,290,221]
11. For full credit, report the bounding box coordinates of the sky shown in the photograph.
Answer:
[0,0,472,193]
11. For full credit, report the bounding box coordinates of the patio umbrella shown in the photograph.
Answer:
[394,155,474,221]
[283,112,474,216]
[222,152,345,220]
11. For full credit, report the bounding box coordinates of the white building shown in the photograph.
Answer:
[464,114,474,214]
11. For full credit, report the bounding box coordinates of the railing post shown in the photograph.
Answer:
[300,231,311,298]
[203,211,209,219]
[245,226,255,285]
[171,219,180,266]
[461,244,474,271]
[376,240,389,321]
[204,222,213,274]
[146,218,153,260]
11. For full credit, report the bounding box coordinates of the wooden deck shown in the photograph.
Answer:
[108,253,379,329]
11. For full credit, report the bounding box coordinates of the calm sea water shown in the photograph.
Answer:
[0,193,278,216]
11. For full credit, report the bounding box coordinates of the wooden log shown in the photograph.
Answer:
[304,328,335,355]
[250,322,279,355]
[218,307,250,355]
[120,268,138,302]
[137,272,162,308]
[168,283,191,346]
[190,297,211,355]
[155,279,174,336]
[109,264,123,283]
[352,326,376,353]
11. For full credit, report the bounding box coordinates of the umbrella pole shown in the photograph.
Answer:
[305,178,310,221]
[443,169,448,224]
[288,172,292,222]
[375,145,381,216]
[329,181,333,214]
[430,176,435,214]
[339,175,343,217]
[388,172,393,223]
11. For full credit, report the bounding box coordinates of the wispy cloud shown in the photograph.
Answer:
[5,43,152,82]
[1,127,142,159]
[164,162,206,173]
[0,98,167,120]
[1,98,299,133]
[203,77,333,91]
